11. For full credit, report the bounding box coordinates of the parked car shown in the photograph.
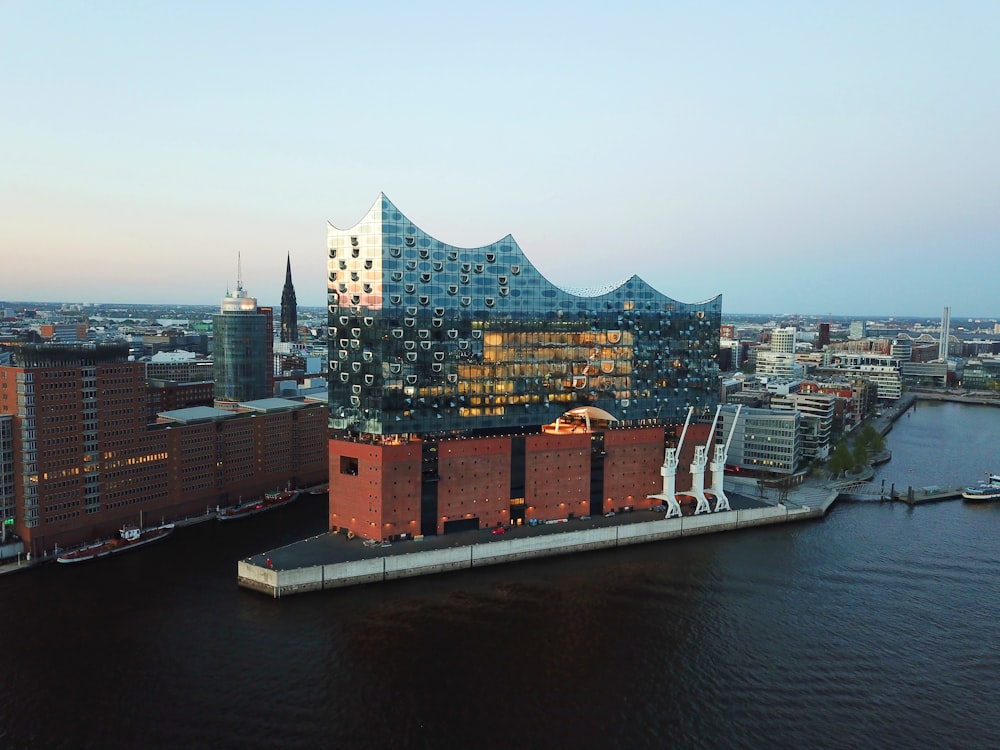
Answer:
[491,526,506,535]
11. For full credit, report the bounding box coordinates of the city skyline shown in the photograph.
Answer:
[2,2,998,317]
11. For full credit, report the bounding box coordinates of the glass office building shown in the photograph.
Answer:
[328,194,721,436]
[213,286,273,405]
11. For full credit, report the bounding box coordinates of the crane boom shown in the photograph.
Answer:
[723,404,743,455]
[706,405,722,450]
[676,406,693,452]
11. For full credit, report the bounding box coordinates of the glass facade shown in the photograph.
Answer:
[213,311,271,403]
[328,194,721,436]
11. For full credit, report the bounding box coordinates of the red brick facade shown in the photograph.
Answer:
[328,423,718,542]
[525,432,590,523]
[438,436,511,534]
[1,361,328,556]
[329,440,422,541]
[602,426,666,513]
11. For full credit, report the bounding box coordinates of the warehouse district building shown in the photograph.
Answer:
[0,343,328,557]
[327,195,722,541]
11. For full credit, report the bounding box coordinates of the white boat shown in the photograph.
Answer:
[961,474,1000,502]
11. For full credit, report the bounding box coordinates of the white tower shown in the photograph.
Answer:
[939,306,950,360]
[771,326,797,354]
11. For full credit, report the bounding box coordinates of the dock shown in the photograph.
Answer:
[896,486,964,505]
[238,485,840,598]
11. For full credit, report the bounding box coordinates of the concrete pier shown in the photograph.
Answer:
[238,500,831,598]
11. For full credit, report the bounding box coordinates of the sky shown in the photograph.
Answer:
[2,1,998,318]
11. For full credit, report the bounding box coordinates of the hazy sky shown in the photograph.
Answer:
[2,2,998,317]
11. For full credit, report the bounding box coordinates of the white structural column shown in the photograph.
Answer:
[687,445,711,514]
[657,446,683,518]
[709,404,743,511]
[709,444,730,511]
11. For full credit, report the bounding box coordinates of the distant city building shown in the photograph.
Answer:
[890,338,912,361]
[39,324,89,342]
[899,360,951,387]
[280,253,299,343]
[849,320,867,340]
[817,322,830,348]
[755,350,800,379]
[146,379,215,422]
[962,358,1000,390]
[213,274,273,407]
[771,326,797,354]
[145,350,214,383]
[754,327,800,379]
[819,353,902,400]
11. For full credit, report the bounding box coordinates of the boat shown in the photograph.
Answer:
[56,520,175,564]
[961,474,1000,502]
[216,488,301,521]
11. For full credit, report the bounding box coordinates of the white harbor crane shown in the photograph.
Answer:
[680,406,723,515]
[708,404,742,512]
[680,442,712,515]
[648,406,693,519]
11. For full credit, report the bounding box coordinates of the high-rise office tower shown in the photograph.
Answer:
[213,264,272,406]
[280,253,298,343]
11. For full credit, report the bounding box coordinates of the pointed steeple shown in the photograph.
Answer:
[280,252,298,343]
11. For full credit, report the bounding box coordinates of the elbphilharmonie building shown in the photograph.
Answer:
[326,195,722,541]
[327,194,721,437]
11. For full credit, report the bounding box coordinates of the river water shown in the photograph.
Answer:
[2,401,999,750]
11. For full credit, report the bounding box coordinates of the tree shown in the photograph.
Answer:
[853,442,869,471]
[858,424,885,454]
[829,442,853,477]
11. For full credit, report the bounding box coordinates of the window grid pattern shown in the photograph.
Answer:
[328,195,720,435]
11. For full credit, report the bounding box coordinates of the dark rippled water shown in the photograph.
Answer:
[3,401,1000,749]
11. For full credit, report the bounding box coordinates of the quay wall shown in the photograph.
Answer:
[240,502,827,598]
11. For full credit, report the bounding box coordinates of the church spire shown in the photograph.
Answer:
[280,252,298,343]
